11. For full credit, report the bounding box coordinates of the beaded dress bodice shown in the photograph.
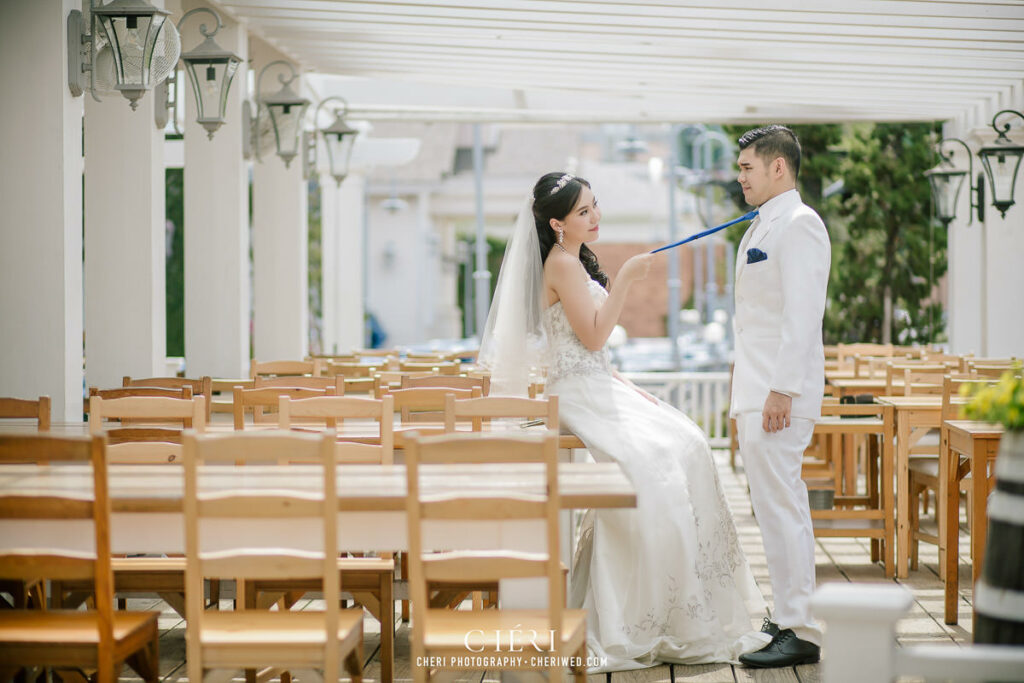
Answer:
[542,278,613,383]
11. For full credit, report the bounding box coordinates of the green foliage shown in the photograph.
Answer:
[308,178,323,354]
[828,122,946,344]
[165,168,184,357]
[962,367,1024,430]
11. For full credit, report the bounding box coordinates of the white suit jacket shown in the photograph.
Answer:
[731,189,831,421]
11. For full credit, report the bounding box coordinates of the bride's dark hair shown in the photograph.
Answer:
[532,172,608,288]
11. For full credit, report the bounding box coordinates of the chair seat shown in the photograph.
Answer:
[0,609,157,645]
[200,608,364,647]
[422,608,587,654]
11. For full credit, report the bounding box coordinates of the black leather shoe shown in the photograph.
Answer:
[739,629,820,668]
[759,617,780,639]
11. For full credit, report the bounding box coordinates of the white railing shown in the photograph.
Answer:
[622,371,731,448]
[812,583,1024,682]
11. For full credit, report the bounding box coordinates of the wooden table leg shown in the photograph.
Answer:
[971,438,989,584]
[883,406,896,579]
[941,429,960,624]
[897,412,911,578]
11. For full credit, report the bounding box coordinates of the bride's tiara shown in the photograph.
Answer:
[549,173,575,195]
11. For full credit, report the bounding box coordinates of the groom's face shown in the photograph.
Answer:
[737,146,776,207]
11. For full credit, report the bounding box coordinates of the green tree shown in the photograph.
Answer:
[308,178,323,353]
[828,122,946,344]
[165,168,184,357]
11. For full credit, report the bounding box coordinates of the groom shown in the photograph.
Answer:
[730,125,831,668]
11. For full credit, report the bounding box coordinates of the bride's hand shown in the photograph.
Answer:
[619,253,654,284]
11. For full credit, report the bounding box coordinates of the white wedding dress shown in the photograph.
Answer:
[544,278,769,672]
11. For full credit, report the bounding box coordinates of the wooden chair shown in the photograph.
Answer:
[279,395,395,463]
[88,386,193,426]
[884,362,949,396]
[249,358,323,379]
[401,374,490,396]
[399,361,460,376]
[232,386,331,430]
[443,395,559,433]
[123,376,213,421]
[902,367,950,396]
[968,361,1021,379]
[254,374,345,392]
[908,375,994,571]
[327,361,383,379]
[837,343,894,372]
[404,430,587,683]
[0,396,50,431]
[183,430,364,683]
[76,395,206,614]
[0,434,160,683]
[89,394,205,439]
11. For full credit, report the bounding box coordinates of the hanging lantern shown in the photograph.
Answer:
[978,109,1024,219]
[177,8,241,139]
[90,0,172,109]
[256,60,310,167]
[315,97,360,185]
[924,137,984,226]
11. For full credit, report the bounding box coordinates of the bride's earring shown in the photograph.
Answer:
[557,228,564,244]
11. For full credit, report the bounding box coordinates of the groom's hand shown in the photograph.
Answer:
[762,391,792,433]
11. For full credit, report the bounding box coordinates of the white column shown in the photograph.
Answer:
[320,173,339,354]
[334,174,366,352]
[250,46,308,362]
[83,32,167,390]
[182,3,249,379]
[0,0,85,421]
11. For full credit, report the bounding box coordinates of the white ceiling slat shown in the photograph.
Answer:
[216,0,1024,124]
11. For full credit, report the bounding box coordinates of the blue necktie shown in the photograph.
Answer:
[650,210,758,254]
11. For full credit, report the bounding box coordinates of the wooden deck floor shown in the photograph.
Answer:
[127,449,973,683]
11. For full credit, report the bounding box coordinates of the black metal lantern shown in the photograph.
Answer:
[256,60,310,167]
[176,8,241,139]
[924,138,984,226]
[978,109,1024,219]
[91,0,172,109]
[315,97,360,186]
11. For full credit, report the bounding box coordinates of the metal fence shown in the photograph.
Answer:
[622,371,731,448]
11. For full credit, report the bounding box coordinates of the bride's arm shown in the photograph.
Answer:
[547,251,654,352]
[612,369,659,404]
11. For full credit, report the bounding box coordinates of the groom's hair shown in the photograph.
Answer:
[738,125,801,179]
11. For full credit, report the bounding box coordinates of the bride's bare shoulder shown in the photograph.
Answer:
[544,251,582,305]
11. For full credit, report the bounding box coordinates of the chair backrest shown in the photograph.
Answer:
[89,395,206,441]
[902,367,949,396]
[183,430,340,676]
[88,386,193,423]
[400,374,490,396]
[399,360,460,376]
[326,361,382,379]
[279,395,395,464]
[107,440,183,465]
[404,431,563,652]
[885,362,949,396]
[0,396,50,431]
[443,395,559,433]
[838,343,894,368]
[123,376,213,420]
[232,386,332,429]
[254,375,346,393]
[386,386,481,423]
[249,359,322,379]
[969,362,1022,379]
[0,434,116,678]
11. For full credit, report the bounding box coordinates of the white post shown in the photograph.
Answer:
[811,583,912,683]
[83,26,167,390]
[0,0,85,421]
[250,44,309,362]
[320,172,339,354]
[182,3,249,379]
[335,174,367,352]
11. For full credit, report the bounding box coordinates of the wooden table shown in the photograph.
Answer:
[940,420,1003,624]
[828,378,908,398]
[875,395,943,578]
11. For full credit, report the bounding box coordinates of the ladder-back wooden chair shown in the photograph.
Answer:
[399,360,460,376]
[232,386,332,430]
[327,361,382,379]
[254,374,346,392]
[443,395,559,434]
[183,430,363,683]
[400,374,490,396]
[89,394,206,451]
[0,434,160,683]
[405,430,586,683]
[123,376,213,421]
[279,395,395,463]
[0,396,50,431]
[249,358,323,379]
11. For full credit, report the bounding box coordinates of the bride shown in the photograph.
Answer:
[479,172,768,672]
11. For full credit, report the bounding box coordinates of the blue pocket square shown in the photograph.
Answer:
[746,248,767,264]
